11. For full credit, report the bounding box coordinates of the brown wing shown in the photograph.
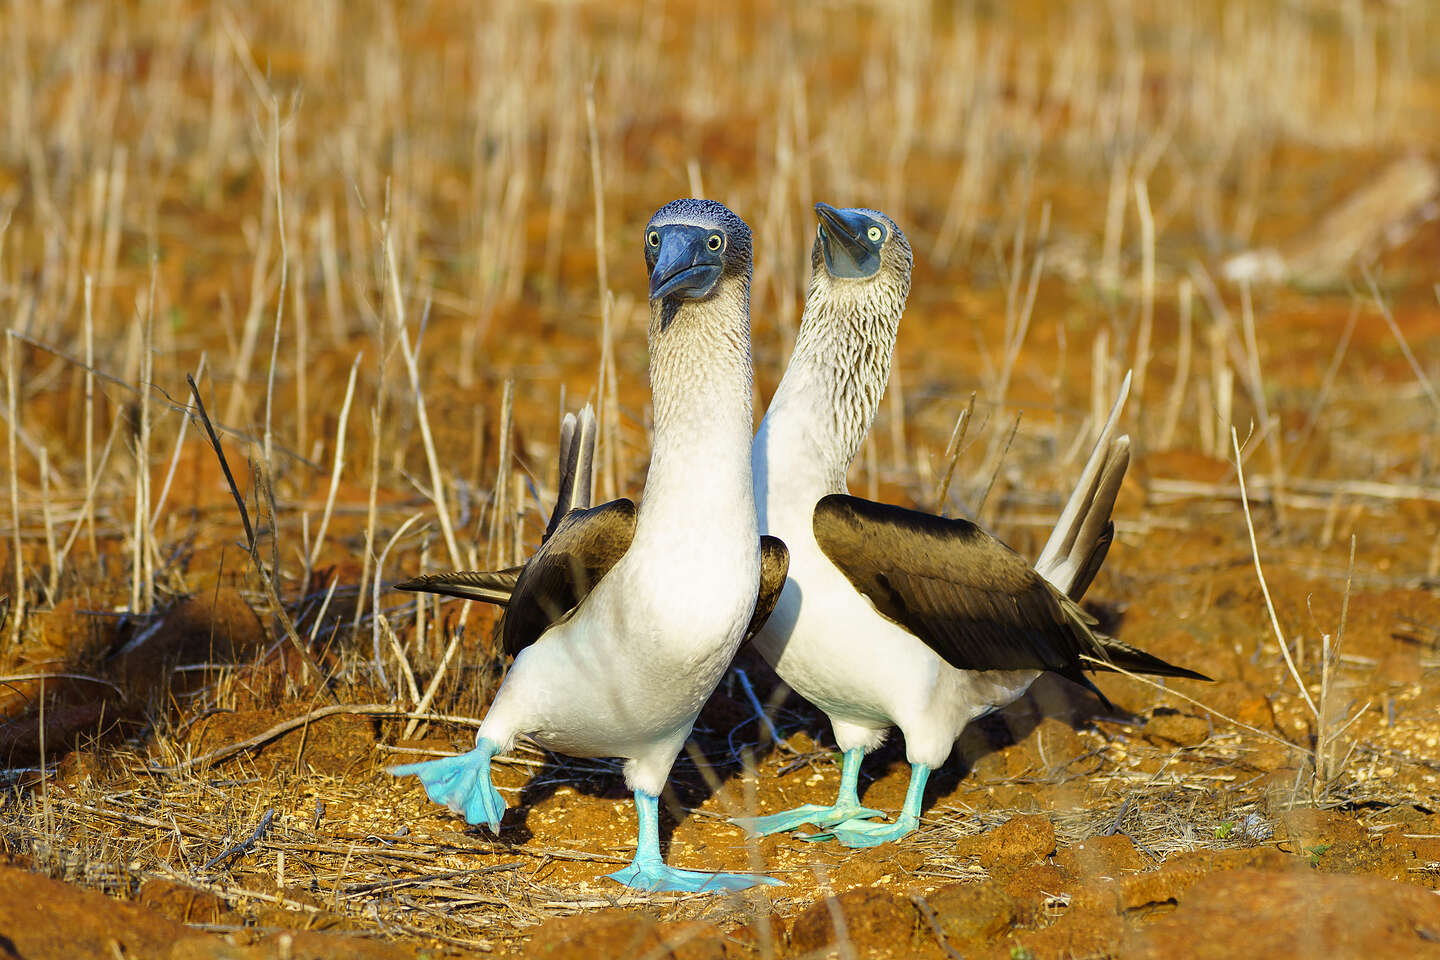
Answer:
[497,498,636,657]
[812,494,1112,694]
[744,535,790,641]
[397,499,636,659]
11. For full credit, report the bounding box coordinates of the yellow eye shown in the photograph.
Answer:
[647,230,660,247]
[707,234,723,252]
[867,225,883,243]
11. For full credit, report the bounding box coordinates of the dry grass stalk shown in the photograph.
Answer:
[1132,178,1155,442]
[151,353,207,539]
[388,234,462,569]
[1238,281,1286,526]
[54,409,123,582]
[82,273,96,554]
[185,374,332,699]
[586,84,619,503]
[934,393,976,515]
[38,448,56,604]
[308,354,360,571]
[372,512,424,703]
[1366,268,1440,417]
[1158,278,1192,449]
[486,380,515,567]
[1233,426,1316,717]
[6,331,23,646]
[131,263,156,614]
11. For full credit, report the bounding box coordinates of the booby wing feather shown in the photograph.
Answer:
[745,536,791,641]
[813,494,1106,677]
[495,498,638,657]
[813,494,1208,699]
[394,567,523,605]
[396,498,637,658]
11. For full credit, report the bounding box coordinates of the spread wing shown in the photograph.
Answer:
[745,535,790,642]
[812,493,1112,693]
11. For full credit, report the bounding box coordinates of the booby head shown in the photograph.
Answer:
[813,203,911,285]
[644,198,753,306]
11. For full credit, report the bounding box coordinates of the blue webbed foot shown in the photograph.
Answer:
[824,814,919,848]
[614,790,781,893]
[389,739,506,833]
[606,860,783,893]
[730,802,884,838]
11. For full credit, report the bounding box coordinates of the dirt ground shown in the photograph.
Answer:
[2,1,1440,958]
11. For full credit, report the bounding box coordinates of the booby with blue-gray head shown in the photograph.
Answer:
[739,202,1208,848]
[392,198,788,893]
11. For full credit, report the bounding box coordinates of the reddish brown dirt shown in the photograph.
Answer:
[2,2,1439,958]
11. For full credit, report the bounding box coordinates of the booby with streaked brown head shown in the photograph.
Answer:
[736,203,1208,847]
[392,198,788,892]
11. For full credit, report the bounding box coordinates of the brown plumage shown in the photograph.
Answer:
[813,493,1209,709]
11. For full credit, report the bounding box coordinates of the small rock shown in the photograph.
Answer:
[1144,708,1210,747]
[920,880,1020,944]
[790,888,915,958]
[136,879,229,925]
[1056,833,1147,877]
[1001,862,1066,905]
[978,814,1056,877]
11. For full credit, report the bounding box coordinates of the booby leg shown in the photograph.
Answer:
[389,738,506,833]
[728,748,883,837]
[825,762,930,848]
[607,791,782,893]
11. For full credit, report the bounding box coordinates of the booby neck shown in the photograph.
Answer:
[756,258,909,500]
[639,273,756,536]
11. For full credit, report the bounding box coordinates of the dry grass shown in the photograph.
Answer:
[1,0,1439,954]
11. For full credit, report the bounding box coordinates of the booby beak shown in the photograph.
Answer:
[649,225,724,301]
[815,202,882,279]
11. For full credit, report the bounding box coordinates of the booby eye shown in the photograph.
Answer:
[706,234,723,252]
[867,225,883,243]
[647,230,660,248]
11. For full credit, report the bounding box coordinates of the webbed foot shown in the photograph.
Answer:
[389,739,506,833]
[606,860,782,893]
[730,802,884,838]
[824,814,919,848]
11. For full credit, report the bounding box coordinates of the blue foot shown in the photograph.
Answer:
[389,739,506,833]
[611,790,781,894]
[731,748,879,840]
[817,761,931,848]
[607,860,783,893]
[730,802,884,838]
[827,814,920,848]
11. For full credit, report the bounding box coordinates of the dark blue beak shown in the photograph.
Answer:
[815,202,882,279]
[649,225,724,301]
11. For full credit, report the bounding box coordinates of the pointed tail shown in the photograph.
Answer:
[1035,372,1131,600]
[398,405,597,607]
[1089,638,1213,682]
[546,403,597,539]
[394,567,523,605]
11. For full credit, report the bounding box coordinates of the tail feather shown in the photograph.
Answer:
[546,404,597,539]
[394,568,523,606]
[1035,372,1131,599]
[1065,436,1130,599]
[1090,637,1213,682]
[399,405,597,608]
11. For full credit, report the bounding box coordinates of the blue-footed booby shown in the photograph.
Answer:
[392,198,788,892]
[736,203,1208,848]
